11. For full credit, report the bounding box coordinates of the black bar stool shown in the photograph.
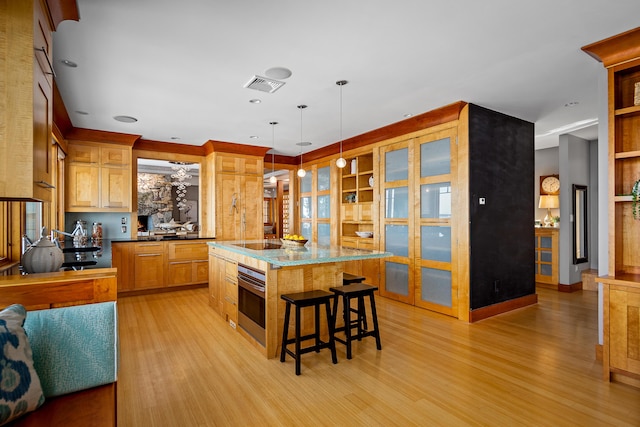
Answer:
[342,272,366,285]
[330,283,381,359]
[280,290,338,375]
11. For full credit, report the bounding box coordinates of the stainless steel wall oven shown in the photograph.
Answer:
[237,263,266,346]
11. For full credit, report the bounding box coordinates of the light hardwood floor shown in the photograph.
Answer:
[117,287,640,426]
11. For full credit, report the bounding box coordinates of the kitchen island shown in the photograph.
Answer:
[208,240,392,358]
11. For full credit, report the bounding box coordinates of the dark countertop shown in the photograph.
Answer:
[111,235,215,243]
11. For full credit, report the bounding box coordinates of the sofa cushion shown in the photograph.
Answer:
[0,304,44,426]
[24,302,118,398]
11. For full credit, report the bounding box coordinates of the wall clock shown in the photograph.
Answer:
[540,174,560,195]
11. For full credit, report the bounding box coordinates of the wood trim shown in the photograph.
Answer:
[558,281,583,292]
[53,81,73,137]
[0,268,117,310]
[469,293,538,322]
[582,26,640,67]
[44,0,80,30]
[301,101,467,163]
[134,139,207,156]
[65,128,141,146]
[203,140,271,157]
[595,343,603,362]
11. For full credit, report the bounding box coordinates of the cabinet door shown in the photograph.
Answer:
[193,260,209,283]
[208,254,224,315]
[67,165,99,209]
[101,167,130,210]
[100,146,130,167]
[242,175,264,240]
[111,243,134,292]
[379,140,414,304]
[68,143,99,164]
[168,261,192,286]
[415,131,457,316]
[134,253,165,289]
[609,288,640,375]
[216,174,242,240]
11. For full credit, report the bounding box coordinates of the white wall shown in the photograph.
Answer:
[558,134,591,286]
[534,147,559,222]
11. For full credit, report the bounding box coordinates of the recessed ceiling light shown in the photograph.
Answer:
[170,136,181,140]
[404,113,413,118]
[249,135,259,139]
[60,59,77,68]
[249,99,262,104]
[565,101,579,107]
[296,142,312,147]
[75,110,89,115]
[113,115,138,123]
[265,67,292,80]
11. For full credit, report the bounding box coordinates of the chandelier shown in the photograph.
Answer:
[170,162,193,210]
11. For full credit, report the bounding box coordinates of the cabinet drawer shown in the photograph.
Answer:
[225,278,237,302]
[225,260,237,279]
[168,242,208,260]
[135,242,165,253]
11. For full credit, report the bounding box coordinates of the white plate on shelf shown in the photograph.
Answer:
[355,231,373,238]
[369,176,374,187]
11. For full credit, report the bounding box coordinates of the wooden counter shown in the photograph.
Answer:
[208,241,391,358]
[0,268,117,310]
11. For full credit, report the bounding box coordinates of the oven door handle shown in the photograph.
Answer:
[238,278,265,296]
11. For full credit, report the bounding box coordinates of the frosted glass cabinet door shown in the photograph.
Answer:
[385,187,409,218]
[420,137,450,177]
[300,197,312,219]
[385,225,409,257]
[420,268,452,307]
[385,262,409,297]
[385,147,408,182]
[317,166,330,192]
[301,172,312,193]
[420,183,451,219]
[421,225,451,262]
[301,222,312,240]
[317,223,330,246]
[317,195,330,218]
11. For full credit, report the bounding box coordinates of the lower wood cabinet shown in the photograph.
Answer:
[112,240,212,293]
[600,277,640,385]
[341,236,379,286]
[534,227,558,286]
[208,248,238,327]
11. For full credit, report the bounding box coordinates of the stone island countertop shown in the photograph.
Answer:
[208,240,392,267]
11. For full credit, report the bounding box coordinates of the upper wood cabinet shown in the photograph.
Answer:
[0,0,77,201]
[66,141,132,212]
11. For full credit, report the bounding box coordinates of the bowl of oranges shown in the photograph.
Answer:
[281,234,308,247]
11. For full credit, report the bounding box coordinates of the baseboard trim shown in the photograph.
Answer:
[558,281,583,292]
[595,344,603,362]
[469,294,538,322]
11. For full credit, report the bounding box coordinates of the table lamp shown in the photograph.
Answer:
[539,195,559,227]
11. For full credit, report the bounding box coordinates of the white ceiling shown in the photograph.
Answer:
[52,1,640,157]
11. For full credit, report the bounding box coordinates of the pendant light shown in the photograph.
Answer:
[336,80,348,169]
[297,105,307,178]
[269,122,278,184]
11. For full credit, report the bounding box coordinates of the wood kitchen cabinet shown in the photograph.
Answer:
[66,141,131,212]
[0,0,77,201]
[208,246,238,326]
[133,242,165,289]
[167,241,210,286]
[212,153,264,241]
[113,240,212,294]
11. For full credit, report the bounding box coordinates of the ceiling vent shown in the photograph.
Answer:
[244,75,286,93]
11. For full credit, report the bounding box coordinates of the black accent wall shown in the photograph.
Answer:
[468,104,535,310]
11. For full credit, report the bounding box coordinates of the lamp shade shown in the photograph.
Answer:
[539,195,559,209]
